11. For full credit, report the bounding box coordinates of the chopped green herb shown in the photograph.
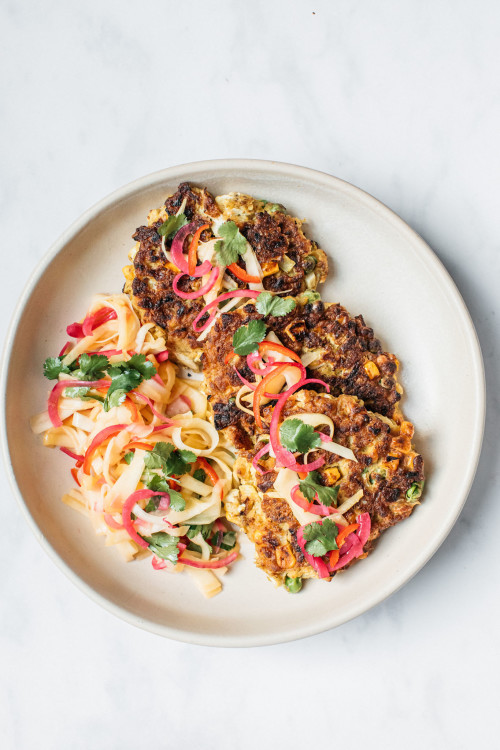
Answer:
[279,419,322,454]
[145,474,186,511]
[285,575,302,593]
[72,353,109,381]
[302,518,339,557]
[142,532,180,563]
[265,203,285,214]
[123,451,134,465]
[43,357,71,380]
[64,386,91,399]
[406,482,423,503]
[187,523,214,541]
[214,221,248,267]
[220,530,237,550]
[144,496,159,512]
[103,354,156,412]
[232,319,267,356]
[300,290,321,304]
[255,292,296,317]
[299,471,339,507]
[192,468,207,483]
[158,213,188,239]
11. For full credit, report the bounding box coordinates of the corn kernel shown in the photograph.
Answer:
[364,361,380,380]
[323,467,341,483]
[262,261,279,277]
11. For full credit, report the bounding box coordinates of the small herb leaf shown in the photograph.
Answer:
[279,419,322,454]
[255,292,296,317]
[232,319,267,356]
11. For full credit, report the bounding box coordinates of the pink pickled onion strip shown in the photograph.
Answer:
[178,550,238,569]
[296,526,330,579]
[59,446,84,462]
[212,518,226,532]
[179,394,191,408]
[192,289,260,333]
[67,306,117,339]
[151,556,168,570]
[246,351,277,375]
[155,350,169,362]
[158,496,170,510]
[356,512,371,547]
[133,391,173,424]
[122,490,169,549]
[171,222,212,277]
[252,442,271,474]
[152,374,164,386]
[269,377,330,473]
[173,266,220,299]
[48,378,110,427]
[234,360,306,394]
[318,432,332,442]
[330,536,364,571]
[104,513,124,530]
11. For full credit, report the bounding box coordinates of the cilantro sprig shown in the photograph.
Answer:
[140,442,196,512]
[279,419,322,454]
[103,354,156,411]
[142,532,180,563]
[255,292,296,317]
[299,471,339,508]
[158,213,188,239]
[214,221,248,267]
[302,518,339,557]
[232,319,267,356]
[44,351,157,410]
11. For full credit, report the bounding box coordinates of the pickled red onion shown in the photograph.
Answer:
[178,550,238,569]
[122,489,169,549]
[171,222,212,278]
[192,289,260,333]
[48,378,110,427]
[173,267,220,299]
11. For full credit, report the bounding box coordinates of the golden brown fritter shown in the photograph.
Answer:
[124,183,327,370]
[225,390,424,587]
[202,297,404,449]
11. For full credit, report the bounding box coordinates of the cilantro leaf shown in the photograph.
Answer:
[143,442,195,478]
[220,530,237,550]
[43,357,71,380]
[232,319,267,356]
[126,354,157,379]
[102,354,155,412]
[103,370,142,411]
[72,353,109,381]
[302,518,339,557]
[64,386,91,399]
[158,213,188,239]
[123,451,134,465]
[279,419,322,454]
[144,497,159,512]
[193,468,207,483]
[255,292,296,317]
[214,221,248,267]
[187,523,214,541]
[144,475,186,512]
[165,488,186,512]
[299,471,340,507]
[142,532,180,563]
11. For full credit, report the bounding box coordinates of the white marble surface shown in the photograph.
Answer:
[1,1,499,747]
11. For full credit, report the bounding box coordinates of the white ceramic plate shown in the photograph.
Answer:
[1,160,485,647]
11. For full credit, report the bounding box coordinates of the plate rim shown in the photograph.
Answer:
[0,158,486,647]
